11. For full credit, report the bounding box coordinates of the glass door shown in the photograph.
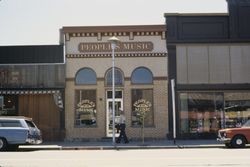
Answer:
[106,90,123,137]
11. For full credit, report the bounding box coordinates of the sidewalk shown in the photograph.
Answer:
[19,139,225,151]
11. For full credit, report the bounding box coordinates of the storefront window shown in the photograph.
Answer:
[179,92,223,138]
[224,92,250,128]
[131,67,153,84]
[0,65,65,88]
[179,92,250,138]
[75,68,97,85]
[75,90,97,127]
[0,95,18,116]
[105,68,124,86]
[131,89,154,127]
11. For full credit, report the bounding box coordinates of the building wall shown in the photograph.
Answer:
[165,0,250,139]
[66,57,167,79]
[65,79,168,140]
[63,25,168,140]
[176,44,250,84]
[0,45,65,141]
[19,94,63,141]
[65,35,167,79]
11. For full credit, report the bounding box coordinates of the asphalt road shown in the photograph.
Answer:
[0,148,250,167]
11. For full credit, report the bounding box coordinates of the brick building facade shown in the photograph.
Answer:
[62,25,168,141]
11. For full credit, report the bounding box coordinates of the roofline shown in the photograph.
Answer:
[0,44,62,47]
[164,13,228,17]
[62,24,166,33]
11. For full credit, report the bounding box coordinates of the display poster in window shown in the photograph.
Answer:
[75,90,97,126]
[131,89,153,126]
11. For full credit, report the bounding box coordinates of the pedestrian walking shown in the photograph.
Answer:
[116,110,129,143]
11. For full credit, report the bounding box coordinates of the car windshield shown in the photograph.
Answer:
[242,120,250,127]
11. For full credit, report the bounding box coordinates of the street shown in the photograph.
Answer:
[0,148,250,167]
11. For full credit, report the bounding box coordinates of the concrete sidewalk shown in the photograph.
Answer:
[19,139,225,151]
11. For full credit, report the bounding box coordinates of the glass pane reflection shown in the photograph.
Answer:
[179,92,250,138]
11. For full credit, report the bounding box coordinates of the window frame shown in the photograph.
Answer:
[131,88,154,127]
[131,67,153,85]
[74,89,97,128]
[105,68,124,87]
[75,68,97,85]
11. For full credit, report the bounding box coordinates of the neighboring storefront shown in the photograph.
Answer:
[0,45,65,141]
[62,25,168,141]
[165,0,250,139]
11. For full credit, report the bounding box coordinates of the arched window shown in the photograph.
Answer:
[131,67,153,84]
[105,68,124,86]
[75,68,97,85]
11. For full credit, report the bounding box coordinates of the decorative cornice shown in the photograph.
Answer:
[66,53,167,58]
[69,31,163,38]
[63,25,165,33]
[0,89,60,95]
[63,25,166,41]
[66,77,168,82]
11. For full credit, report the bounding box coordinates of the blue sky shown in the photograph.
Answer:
[0,0,227,45]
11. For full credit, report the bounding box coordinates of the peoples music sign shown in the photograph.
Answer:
[133,99,152,113]
[78,42,153,53]
[76,99,95,114]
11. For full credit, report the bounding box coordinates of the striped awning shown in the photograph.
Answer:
[0,90,60,95]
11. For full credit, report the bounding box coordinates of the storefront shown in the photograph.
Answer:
[62,25,168,141]
[165,0,250,139]
[0,45,65,141]
[178,91,250,139]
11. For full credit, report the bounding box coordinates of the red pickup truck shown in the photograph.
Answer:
[217,120,250,148]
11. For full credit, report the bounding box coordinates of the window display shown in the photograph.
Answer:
[75,90,97,127]
[131,89,154,127]
[179,92,250,138]
[224,93,250,128]
[0,95,18,116]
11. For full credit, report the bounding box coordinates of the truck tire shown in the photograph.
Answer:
[231,135,246,148]
[0,138,8,151]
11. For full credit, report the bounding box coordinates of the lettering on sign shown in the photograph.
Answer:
[76,99,95,114]
[133,99,152,113]
[78,42,153,52]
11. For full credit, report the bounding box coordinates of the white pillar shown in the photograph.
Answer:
[171,79,176,143]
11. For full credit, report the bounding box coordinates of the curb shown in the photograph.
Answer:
[61,145,224,150]
[19,145,62,151]
[18,144,225,151]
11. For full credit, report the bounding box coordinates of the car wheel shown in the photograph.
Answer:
[225,143,232,148]
[231,135,246,148]
[0,138,8,151]
[7,144,19,151]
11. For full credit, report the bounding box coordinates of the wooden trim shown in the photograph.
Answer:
[66,78,104,82]
[66,53,167,58]
[66,78,74,82]
[176,84,250,91]
[63,25,166,41]
[153,77,168,80]
[0,89,61,94]
[67,77,167,82]
[62,25,166,33]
